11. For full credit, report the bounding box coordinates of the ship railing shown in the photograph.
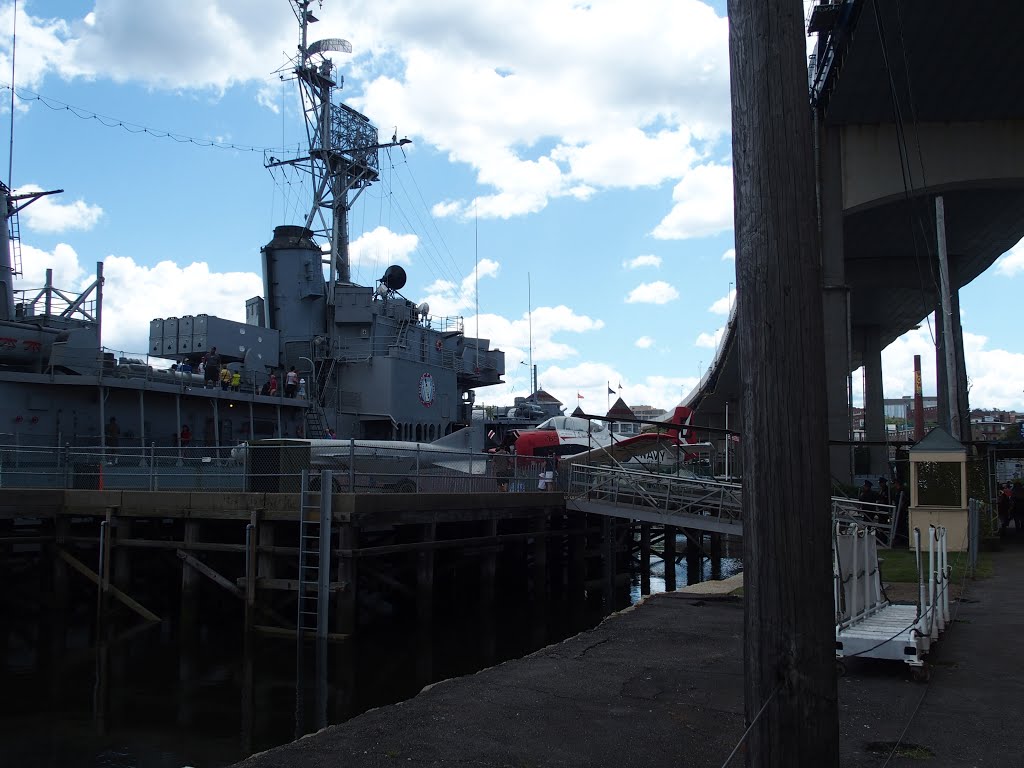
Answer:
[420,314,463,334]
[0,443,558,495]
[44,347,310,400]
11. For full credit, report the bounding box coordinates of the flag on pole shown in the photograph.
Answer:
[617,381,622,390]
[607,387,615,395]
[577,393,584,399]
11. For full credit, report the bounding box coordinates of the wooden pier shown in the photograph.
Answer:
[1,487,735,648]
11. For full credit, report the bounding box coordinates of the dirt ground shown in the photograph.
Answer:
[882,580,962,603]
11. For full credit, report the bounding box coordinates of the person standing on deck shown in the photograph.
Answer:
[285,366,299,398]
[204,347,221,389]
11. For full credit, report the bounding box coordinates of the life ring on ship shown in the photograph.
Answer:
[435,340,442,352]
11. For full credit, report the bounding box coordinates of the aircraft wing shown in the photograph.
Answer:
[432,457,491,475]
[564,432,683,467]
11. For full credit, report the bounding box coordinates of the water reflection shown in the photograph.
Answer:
[1,585,606,767]
[2,528,741,767]
[629,533,743,604]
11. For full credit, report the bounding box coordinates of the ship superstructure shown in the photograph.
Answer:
[0,0,504,453]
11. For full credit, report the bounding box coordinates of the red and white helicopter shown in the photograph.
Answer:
[513,405,697,459]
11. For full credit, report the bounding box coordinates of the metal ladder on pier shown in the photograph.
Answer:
[297,469,333,638]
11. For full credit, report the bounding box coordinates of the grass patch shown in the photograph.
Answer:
[877,549,992,583]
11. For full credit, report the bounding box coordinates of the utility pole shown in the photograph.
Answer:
[727,0,839,765]
[935,196,960,440]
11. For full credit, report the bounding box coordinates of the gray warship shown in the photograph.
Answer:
[0,0,504,456]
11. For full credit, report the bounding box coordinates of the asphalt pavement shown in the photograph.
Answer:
[234,536,1024,768]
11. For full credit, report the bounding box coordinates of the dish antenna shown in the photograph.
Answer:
[381,265,407,292]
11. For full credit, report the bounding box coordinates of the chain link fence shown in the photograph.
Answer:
[0,442,561,494]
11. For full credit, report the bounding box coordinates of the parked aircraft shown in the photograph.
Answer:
[513,406,696,458]
[232,426,489,492]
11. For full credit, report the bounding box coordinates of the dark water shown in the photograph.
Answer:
[1,542,741,768]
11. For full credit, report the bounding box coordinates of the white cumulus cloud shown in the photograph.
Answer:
[651,163,734,240]
[995,238,1024,277]
[348,226,418,272]
[14,243,263,357]
[635,336,654,349]
[625,281,678,305]
[418,258,500,317]
[3,1,733,225]
[624,255,662,270]
[470,304,604,365]
[721,247,735,261]
[695,329,724,349]
[846,319,1024,411]
[15,184,103,233]
[708,288,736,315]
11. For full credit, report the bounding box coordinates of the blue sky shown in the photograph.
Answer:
[2,0,1022,413]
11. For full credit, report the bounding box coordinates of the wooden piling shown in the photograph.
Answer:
[113,516,131,592]
[334,522,358,636]
[480,518,498,609]
[640,522,651,596]
[417,520,436,625]
[602,516,615,609]
[664,524,676,592]
[686,533,702,586]
[181,521,201,631]
[569,511,586,602]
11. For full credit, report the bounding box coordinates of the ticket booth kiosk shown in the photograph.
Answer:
[908,427,968,551]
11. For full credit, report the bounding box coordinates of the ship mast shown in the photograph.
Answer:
[271,0,409,296]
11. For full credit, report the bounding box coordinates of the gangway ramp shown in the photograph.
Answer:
[567,464,743,534]
[834,523,950,677]
[567,463,897,543]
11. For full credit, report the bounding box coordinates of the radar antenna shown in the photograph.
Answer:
[270,1,410,295]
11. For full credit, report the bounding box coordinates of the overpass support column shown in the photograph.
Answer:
[861,325,887,477]
[820,124,852,484]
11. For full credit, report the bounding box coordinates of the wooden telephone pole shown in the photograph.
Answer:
[726,0,839,764]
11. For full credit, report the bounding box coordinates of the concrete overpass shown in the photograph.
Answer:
[685,0,1024,482]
